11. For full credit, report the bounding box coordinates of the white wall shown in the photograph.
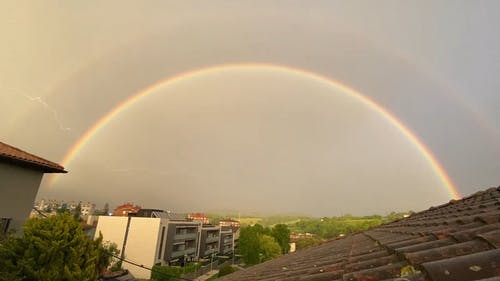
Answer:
[94,216,128,249]
[0,162,43,232]
[95,216,165,279]
[125,217,163,279]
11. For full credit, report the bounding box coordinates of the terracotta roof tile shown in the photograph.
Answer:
[220,186,500,281]
[420,249,500,281]
[0,141,66,173]
[477,229,500,248]
[404,239,492,265]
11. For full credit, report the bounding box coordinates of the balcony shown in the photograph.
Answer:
[171,247,197,258]
[204,248,218,256]
[171,250,185,258]
[174,232,198,240]
[185,247,196,255]
[222,246,233,254]
[206,235,219,243]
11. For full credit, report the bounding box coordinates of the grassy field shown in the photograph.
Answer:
[237,217,263,226]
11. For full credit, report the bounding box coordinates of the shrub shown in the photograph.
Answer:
[150,265,182,281]
[218,265,236,277]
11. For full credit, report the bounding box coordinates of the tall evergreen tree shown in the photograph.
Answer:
[73,202,82,221]
[237,226,261,265]
[271,224,291,254]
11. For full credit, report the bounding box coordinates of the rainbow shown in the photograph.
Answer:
[50,63,461,199]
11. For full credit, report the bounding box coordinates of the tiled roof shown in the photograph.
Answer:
[0,141,66,173]
[220,186,500,281]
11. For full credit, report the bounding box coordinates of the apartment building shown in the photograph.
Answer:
[187,213,210,224]
[197,225,220,259]
[219,228,234,256]
[165,221,199,264]
[219,218,240,228]
[80,202,95,218]
[95,209,200,279]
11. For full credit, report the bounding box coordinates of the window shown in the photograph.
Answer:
[1,218,11,234]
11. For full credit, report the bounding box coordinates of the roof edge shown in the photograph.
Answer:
[0,154,67,173]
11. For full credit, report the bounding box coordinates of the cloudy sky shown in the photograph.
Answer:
[1,1,499,216]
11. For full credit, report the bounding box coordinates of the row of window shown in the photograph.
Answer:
[175,227,197,235]
[205,242,218,250]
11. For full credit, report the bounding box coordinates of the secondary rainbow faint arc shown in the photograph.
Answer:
[51,63,461,199]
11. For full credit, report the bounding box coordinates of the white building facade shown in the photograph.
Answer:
[95,211,202,279]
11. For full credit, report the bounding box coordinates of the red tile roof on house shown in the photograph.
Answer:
[113,203,141,216]
[220,186,500,281]
[0,141,66,173]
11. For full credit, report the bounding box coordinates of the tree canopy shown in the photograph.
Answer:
[238,225,262,265]
[259,235,281,262]
[271,224,291,254]
[237,224,283,265]
[150,265,181,281]
[295,236,324,250]
[0,213,115,281]
[73,202,82,220]
[291,216,384,239]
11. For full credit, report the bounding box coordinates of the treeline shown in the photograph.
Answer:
[209,212,410,228]
[290,212,410,239]
[208,214,311,227]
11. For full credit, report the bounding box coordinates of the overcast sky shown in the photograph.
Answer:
[1,1,499,216]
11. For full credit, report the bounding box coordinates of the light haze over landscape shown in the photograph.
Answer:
[1,1,499,216]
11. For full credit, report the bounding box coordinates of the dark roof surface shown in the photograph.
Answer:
[221,186,500,281]
[0,141,66,173]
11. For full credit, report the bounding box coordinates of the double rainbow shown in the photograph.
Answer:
[50,63,460,199]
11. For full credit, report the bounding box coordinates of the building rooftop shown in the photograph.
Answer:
[131,209,190,221]
[0,141,66,173]
[220,186,500,281]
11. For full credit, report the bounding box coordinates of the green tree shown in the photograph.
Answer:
[73,202,82,221]
[238,224,287,265]
[98,242,121,272]
[259,235,281,262]
[271,224,291,254]
[150,265,181,281]
[0,233,21,281]
[0,213,113,281]
[252,224,265,234]
[238,226,261,265]
[295,237,324,250]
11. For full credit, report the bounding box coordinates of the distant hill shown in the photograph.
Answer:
[206,212,410,232]
[206,213,312,226]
